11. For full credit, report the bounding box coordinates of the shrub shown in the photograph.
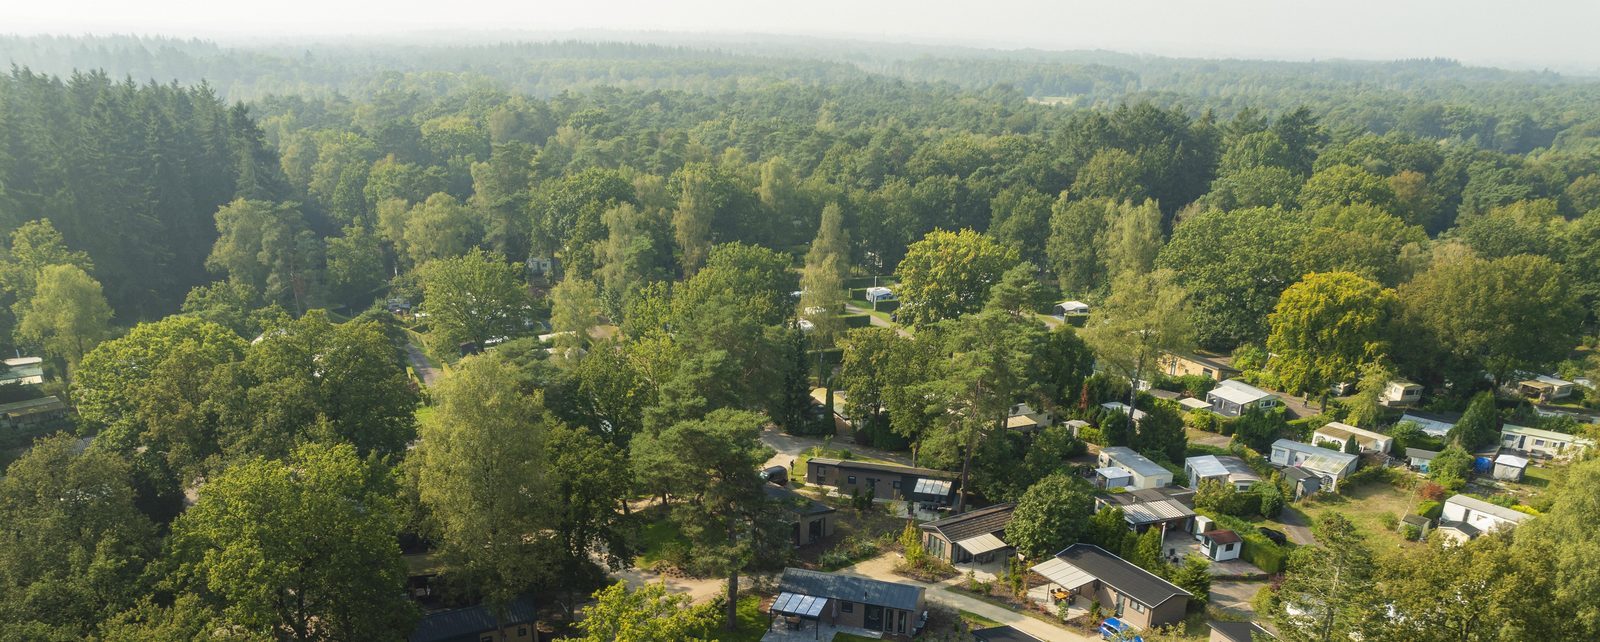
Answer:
[1401,523,1422,540]
[1417,481,1447,501]
[1186,409,1224,433]
[1378,512,1399,531]
[1416,500,1443,520]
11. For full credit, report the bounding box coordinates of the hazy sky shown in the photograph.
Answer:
[9,0,1599,70]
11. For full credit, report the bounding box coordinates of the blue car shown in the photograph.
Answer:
[1099,617,1144,642]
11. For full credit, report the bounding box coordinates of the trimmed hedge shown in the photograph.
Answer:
[873,300,900,313]
[849,288,867,300]
[1203,510,1289,574]
[842,314,872,328]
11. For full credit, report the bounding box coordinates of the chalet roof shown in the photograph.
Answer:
[1038,544,1190,608]
[1202,529,1241,544]
[1315,422,1389,444]
[1209,621,1275,642]
[765,484,835,517]
[1405,447,1440,460]
[921,503,1015,542]
[778,568,923,612]
[409,596,537,642]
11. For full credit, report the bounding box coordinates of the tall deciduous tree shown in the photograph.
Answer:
[549,277,602,365]
[672,164,720,276]
[1100,199,1164,279]
[1082,269,1193,408]
[169,443,414,642]
[1447,391,1501,451]
[206,199,320,312]
[799,203,851,347]
[575,582,718,642]
[1007,472,1096,559]
[894,229,1018,326]
[419,249,528,353]
[1266,272,1396,397]
[403,192,483,267]
[1397,249,1580,386]
[17,263,113,373]
[0,435,157,639]
[1513,455,1600,639]
[415,353,551,622]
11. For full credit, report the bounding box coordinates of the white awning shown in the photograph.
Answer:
[914,478,953,496]
[1123,499,1196,525]
[1031,558,1097,589]
[771,592,827,619]
[955,532,1008,555]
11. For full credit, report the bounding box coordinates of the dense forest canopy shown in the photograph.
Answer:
[3,31,1600,642]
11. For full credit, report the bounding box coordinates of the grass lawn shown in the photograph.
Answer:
[710,595,770,642]
[960,609,1004,628]
[635,515,690,567]
[846,299,900,326]
[1291,479,1423,556]
[1520,464,1559,489]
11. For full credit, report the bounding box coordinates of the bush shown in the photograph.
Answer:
[1378,512,1399,531]
[1418,481,1447,501]
[1401,523,1423,540]
[1343,464,1397,488]
[873,300,900,313]
[1185,410,1224,434]
[1416,500,1443,520]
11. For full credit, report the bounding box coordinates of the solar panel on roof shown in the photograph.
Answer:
[914,478,952,495]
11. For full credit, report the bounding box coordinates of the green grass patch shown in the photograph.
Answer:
[960,609,1004,628]
[703,595,769,642]
[635,517,690,567]
[1294,479,1422,557]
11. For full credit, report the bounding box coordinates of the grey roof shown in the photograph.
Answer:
[409,596,537,642]
[1436,520,1480,539]
[921,503,1015,542]
[765,484,835,517]
[1186,455,1260,482]
[0,395,65,417]
[1405,448,1440,460]
[1122,499,1196,525]
[1099,447,1171,478]
[808,458,957,479]
[1209,379,1273,404]
[1097,486,1197,507]
[1049,544,1190,608]
[1209,621,1275,642]
[778,568,924,612]
[1502,424,1595,446]
[1271,439,1359,474]
[1446,495,1532,524]
[1281,466,1318,483]
[972,626,1045,642]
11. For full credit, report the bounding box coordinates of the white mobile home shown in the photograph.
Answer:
[1184,455,1261,491]
[1437,494,1530,544]
[1269,440,1359,492]
[1205,380,1279,417]
[1500,424,1593,460]
[1312,422,1393,454]
[1097,447,1173,490]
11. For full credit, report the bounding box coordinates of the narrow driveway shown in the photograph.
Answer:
[843,304,913,338]
[406,342,441,387]
[1278,506,1317,546]
[760,425,913,469]
[840,554,1095,642]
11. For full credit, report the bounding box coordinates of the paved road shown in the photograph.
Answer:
[405,343,441,387]
[841,554,1095,642]
[1278,506,1317,546]
[1210,580,1265,614]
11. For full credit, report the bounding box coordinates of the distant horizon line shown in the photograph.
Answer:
[3,27,1594,77]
